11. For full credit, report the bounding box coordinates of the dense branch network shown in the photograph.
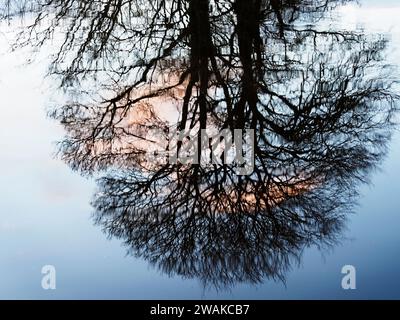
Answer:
[1,0,398,288]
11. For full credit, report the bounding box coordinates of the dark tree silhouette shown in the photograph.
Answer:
[89,41,396,288]
[1,0,398,288]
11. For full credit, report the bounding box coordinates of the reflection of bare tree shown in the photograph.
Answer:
[90,42,395,288]
[2,1,398,288]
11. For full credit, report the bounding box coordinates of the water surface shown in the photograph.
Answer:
[0,0,399,299]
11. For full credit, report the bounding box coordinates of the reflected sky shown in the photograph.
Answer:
[0,0,400,299]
